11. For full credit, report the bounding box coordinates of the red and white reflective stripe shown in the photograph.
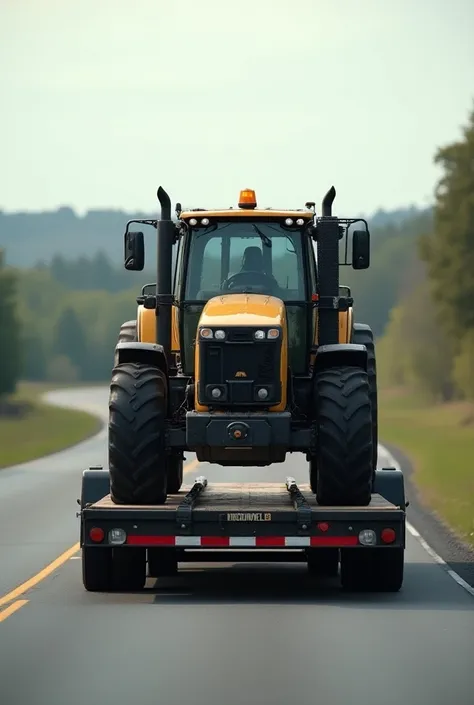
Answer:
[126,535,358,547]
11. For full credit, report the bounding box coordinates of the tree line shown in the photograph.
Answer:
[1,101,472,399]
[0,212,431,395]
[0,201,424,269]
[377,103,474,402]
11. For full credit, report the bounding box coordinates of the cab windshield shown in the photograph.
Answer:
[184,221,307,301]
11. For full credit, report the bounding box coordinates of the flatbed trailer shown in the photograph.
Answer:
[79,465,407,593]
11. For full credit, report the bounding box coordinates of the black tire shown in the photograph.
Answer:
[114,319,137,366]
[109,362,168,505]
[167,454,184,494]
[314,366,373,506]
[340,548,404,592]
[112,548,147,591]
[352,323,378,473]
[307,549,339,578]
[82,547,113,592]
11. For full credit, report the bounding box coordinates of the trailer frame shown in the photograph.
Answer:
[78,465,407,593]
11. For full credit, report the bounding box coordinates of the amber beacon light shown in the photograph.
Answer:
[238,188,257,209]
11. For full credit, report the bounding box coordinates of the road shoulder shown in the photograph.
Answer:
[0,383,104,470]
[383,440,474,592]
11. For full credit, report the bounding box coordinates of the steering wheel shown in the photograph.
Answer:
[223,270,276,292]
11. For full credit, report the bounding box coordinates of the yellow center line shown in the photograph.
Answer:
[0,458,201,611]
[0,600,29,623]
[0,543,81,609]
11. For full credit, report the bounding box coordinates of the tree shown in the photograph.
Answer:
[53,306,88,378]
[419,103,474,339]
[0,250,22,397]
[452,329,474,402]
[376,276,455,402]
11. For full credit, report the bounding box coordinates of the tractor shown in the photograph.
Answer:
[110,186,377,507]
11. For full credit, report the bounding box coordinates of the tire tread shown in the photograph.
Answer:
[108,361,168,505]
[315,365,373,506]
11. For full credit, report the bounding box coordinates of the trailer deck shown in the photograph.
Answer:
[81,474,405,550]
[91,483,399,513]
[79,468,407,592]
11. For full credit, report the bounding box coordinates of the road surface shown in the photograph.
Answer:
[0,387,473,705]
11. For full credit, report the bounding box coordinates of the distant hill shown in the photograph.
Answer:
[0,204,432,268]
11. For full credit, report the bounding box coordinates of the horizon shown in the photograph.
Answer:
[0,198,430,219]
[1,0,473,217]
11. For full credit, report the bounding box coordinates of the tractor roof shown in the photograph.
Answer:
[179,189,315,222]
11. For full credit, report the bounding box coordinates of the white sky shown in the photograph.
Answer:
[1,0,473,215]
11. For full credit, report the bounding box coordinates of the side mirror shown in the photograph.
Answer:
[352,229,370,269]
[124,231,145,271]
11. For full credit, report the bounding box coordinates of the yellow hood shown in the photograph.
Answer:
[199,294,285,328]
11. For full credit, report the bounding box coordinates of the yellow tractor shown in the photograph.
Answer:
[110,186,376,507]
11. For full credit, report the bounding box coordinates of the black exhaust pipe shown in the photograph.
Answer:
[321,185,336,216]
[156,186,174,368]
[317,185,340,345]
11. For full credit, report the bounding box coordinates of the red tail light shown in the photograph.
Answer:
[381,528,396,544]
[89,527,105,543]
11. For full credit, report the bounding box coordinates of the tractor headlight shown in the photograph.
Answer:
[254,330,265,340]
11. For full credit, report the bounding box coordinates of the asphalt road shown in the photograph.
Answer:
[0,387,473,705]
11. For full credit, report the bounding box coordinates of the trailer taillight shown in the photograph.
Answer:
[358,529,377,546]
[381,528,396,544]
[89,527,104,543]
[108,528,127,545]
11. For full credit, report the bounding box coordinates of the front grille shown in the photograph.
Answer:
[198,328,282,407]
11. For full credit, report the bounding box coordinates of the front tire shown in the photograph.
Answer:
[314,365,373,506]
[109,362,168,505]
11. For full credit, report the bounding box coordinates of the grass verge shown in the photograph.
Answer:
[0,382,102,469]
[379,387,474,548]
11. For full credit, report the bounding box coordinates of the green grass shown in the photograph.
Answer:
[0,381,102,469]
[379,387,474,548]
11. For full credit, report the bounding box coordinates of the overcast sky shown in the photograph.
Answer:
[1,0,473,216]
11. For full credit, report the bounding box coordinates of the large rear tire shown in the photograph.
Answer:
[352,323,378,473]
[108,362,168,505]
[314,365,373,506]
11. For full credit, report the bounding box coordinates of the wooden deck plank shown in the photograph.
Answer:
[91,485,399,512]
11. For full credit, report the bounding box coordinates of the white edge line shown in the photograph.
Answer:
[379,443,474,598]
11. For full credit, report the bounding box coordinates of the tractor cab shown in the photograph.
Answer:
[174,190,316,376]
